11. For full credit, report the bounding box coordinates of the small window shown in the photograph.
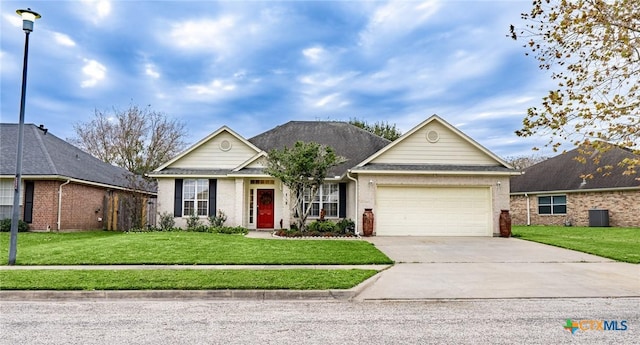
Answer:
[183,179,209,216]
[0,179,16,219]
[538,195,566,215]
[248,189,254,224]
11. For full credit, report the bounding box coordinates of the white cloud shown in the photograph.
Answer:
[302,46,326,63]
[144,63,160,79]
[167,16,236,54]
[299,72,359,88]
[4,13,22,28]
[314,93,339,107]
[53,32,76,47]
[359,0,441,49]
[187,79,236,96]
[81,0,112,22]
[81,59,107,88]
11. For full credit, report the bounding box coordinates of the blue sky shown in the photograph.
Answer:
[1,0,558,159]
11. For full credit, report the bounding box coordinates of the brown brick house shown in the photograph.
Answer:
[0,124,156,230]
[510,145,639,227]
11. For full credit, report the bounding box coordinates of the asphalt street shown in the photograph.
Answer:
[1,298,637,344]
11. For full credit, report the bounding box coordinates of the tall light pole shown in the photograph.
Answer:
[8,8,41,265]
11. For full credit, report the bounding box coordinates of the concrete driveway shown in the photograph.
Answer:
[355,237,639,300]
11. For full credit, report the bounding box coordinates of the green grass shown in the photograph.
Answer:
[0,269,378,290]
[0,231,392,265]
[512,225,640,263]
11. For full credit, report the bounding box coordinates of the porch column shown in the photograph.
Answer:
[234,178,244,226]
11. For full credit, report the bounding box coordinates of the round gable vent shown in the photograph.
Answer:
[426,130,439,143]
[219,139,232,151]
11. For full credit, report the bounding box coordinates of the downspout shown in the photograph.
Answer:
[346,170,360,237]
[525,193,531,226]
[57,180,70,231]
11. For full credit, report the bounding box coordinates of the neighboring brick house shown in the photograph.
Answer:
[0,123,156,230]
[510,145,640,227]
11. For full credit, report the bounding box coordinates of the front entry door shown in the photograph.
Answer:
[257,189,275,228]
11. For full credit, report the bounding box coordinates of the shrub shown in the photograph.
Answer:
[308,220,338,233]
[158,212,176,231]
[208,209,227,227]
[0,218,29,232]
[336,218,355,234]
[186,214,201,229]
[190,225,210,233]
[211,226,248,235]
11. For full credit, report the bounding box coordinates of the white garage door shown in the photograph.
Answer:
[375,186,492,236]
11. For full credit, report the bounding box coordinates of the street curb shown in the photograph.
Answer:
[0,289,357,301]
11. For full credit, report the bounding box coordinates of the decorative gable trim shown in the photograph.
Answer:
[154,126,261,172]
[233,151,269,172]
[356,114,513,169]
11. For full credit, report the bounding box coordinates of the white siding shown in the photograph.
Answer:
[171,132,257,169]
[246,157,267,168]
[371,122,498,165]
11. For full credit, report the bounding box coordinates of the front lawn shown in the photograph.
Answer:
[512,225,640,263]
[0,231,392,265]
[0,269,377,290]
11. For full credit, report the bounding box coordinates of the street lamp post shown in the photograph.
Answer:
[8,8,41,265]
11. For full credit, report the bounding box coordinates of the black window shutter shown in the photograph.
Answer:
[174,179,183,217]
[339,183,347,218]
[24,181,34,223]
[208,179,217,216]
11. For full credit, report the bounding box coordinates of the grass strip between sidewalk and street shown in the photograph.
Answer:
[0,269,378,290]
[0,231,392,265]
[512,225,640,264]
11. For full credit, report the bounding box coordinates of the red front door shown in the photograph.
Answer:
[257,189,274,228]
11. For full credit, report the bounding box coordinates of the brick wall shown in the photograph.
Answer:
[510,190,640,227]
[59,183,106,230]
[30,181,61,230]
[27,180,107,230]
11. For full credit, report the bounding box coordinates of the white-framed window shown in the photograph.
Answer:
[183,179,209,216]
[303,183,339,218]
[248,189,254,224]
[0,179,15,219]
[538,195,567,215]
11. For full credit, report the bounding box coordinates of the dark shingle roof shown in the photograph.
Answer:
[248,121,391,176]
[0,123,152,191]
[510,145,639,193]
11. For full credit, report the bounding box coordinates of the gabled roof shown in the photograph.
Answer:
[0,123,152,192]
[356,114,513,170]
[248,121,391,177]
[154,126,261,172]
[233,151,268,172]
[510,145,640,193]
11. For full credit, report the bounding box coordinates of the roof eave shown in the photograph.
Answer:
[510,185,640,195]
[349,169,519,176]
[0,174,156,195]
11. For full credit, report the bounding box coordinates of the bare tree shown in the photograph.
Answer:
[504,155,548,170]
[71,104,187,175]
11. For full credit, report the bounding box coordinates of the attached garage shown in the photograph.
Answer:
[375,186,492,236]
